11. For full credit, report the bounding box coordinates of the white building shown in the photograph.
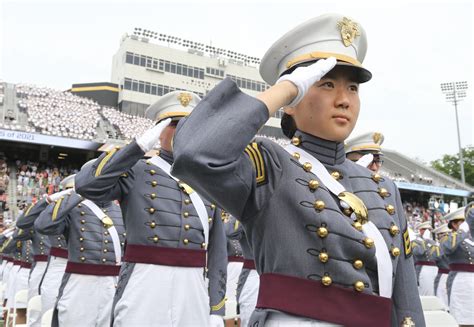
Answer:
[110,28,283,137]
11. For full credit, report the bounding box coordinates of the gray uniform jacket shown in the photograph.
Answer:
[17,199,61,256]
[34,191,125,268]
[74,147,228,315]
[171,78,424,326]
[225,215,244,258]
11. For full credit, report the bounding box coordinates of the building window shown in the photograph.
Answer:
[126,52,134,64]
[227,74,269,92]
[123,77,204,98]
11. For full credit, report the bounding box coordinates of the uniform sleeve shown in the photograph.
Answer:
[12,228,33,241]
[172,78,282,220]
[1,237,16,254]
[441,230,469,255]
[74,142,143,202]
[34,192,82,235]
[391,184,425,326]
[226,217,244,241]
[466,202,474,237]
[207,208,228,316]
[16,198,49,229]
[411,239,425,258]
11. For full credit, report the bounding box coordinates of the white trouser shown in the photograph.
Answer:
[418,265,438,296]
[435,273,449,310]
[225,262,243,317]
[450,272,474,324]
[265,312,342,326]
[1,262,13,301]
[239,269,259,327]
[6,265,21,308]
[28,261,48,327]
[57,273,117,327]
[39,256,67,318]
[113,263,210,327]
[0,260,6,280]
[11,267,30,309]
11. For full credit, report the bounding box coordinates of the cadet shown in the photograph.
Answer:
[35,169,125,327]
[235,226,259,327]
[17,179,72,319]
[172,13,424,326]
[432,223,450,309]
[224,214,244,319]
[441,204,474,326]
[345,131,385,172]
[74,91,227,327]
[412,221,438,295]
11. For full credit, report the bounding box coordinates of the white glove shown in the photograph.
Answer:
[356,153,374,168]
[209,314,224,327]
[459,221,470,233]
[48,188,73,202]
[136,118,172,152]
[277,57,337,107]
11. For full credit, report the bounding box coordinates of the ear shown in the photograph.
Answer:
[284,106,296,116]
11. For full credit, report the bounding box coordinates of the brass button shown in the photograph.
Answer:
[385,205,395,215]
[314,200,325,211]
[331,171,341,180]
[103,249,108,253]
[80,256,85,262]
[303,162,312,172]
[150,221,156,228]
[146,160,151,165]
[211,204,216,210]
[184,199,191,205]
[291,136,301,146]
[183,212,189,218]
[121,242,125,246]
[81,220,85,224]
[184,224,190,231]
[151,181,158,187]
[208,218,213,223]
[352,222,363,231]
[80,211,85,216]
[149,208,155,214]
[354,281,365,292]
[308,179,319,190]
[102,209,107,213]
[292,152,300,160]
[79,237,84,242]
[391,247,401,257]
[104,240,109,244]
[150,193,157,199]
[372,173,382,183]
[389,225,400,236]
[321,275,332,286]
[123,233,126,236]
[104,231,109,236]
[363,238,374,249]
[153,236,159,243]
[343,208,353,216]
[78,204,82,208]
[58,237,61,240]
[317,227,328,238]
[319,252,329,263]
[378,188,389,198]
[183,239,189,245]
[40,242,44,245]
[58,244,62,248]
[150,169,156,175]
[80,227,85,232]
[80,247,84,252]
[102,258,107,263]
[353,260,363,270]
[201,242,206,249]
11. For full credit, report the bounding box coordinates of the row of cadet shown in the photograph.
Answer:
[1,13,473,327]
[411,208,473,324]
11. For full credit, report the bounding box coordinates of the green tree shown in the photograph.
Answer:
[431,146,474,186]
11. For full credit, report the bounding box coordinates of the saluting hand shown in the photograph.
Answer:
[277,57,337,107]
[47,188,74,203]
[136,118,172,152]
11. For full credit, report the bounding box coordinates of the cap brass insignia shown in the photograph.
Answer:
[372,132,382,144]
[177,92,192,107]
[337,17,361,47]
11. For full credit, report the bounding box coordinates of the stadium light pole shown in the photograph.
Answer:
[440,81,468,205]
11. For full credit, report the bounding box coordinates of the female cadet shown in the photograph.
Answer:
[172,14,424,326]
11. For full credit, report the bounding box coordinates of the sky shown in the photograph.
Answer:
[0,0,473,163]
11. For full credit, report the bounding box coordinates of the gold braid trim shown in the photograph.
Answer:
[211,297,227,312]
[52,198,64,221]
[95,148,118,177]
